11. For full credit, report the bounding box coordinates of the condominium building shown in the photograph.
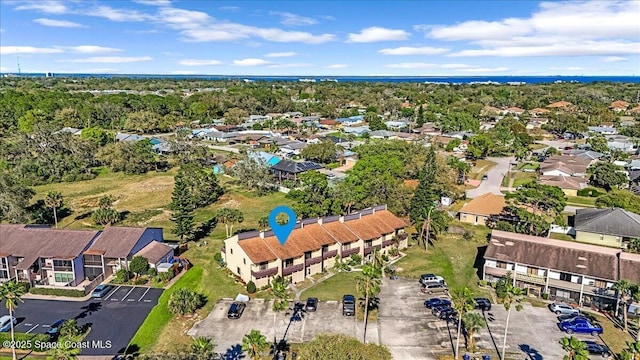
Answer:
[483,230,640,309]
[222,205,407,287]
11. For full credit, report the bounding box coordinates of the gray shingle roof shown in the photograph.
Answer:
[574,208,640,238]
[270,160,322,174]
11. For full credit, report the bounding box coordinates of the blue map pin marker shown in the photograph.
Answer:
[269,206,296,245]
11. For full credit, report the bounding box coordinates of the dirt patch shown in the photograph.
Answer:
[122,177,174,193]
[220,199,241,208]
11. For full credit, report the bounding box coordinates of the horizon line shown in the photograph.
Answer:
[2,72,639,77]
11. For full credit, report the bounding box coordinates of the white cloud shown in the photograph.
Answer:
[271,12,317,26]
[87,6,151,22]
[347,27,410,43]
[385,63,508,72]
[0,46,63,54]
[456,67,509,73]
[133,0,172,5]
[378,46,450,55]
[157,7,211,28]
[268,63,311,68]
[549,66,584,71]
[34,18,85,28]
[233,58,271,66]
[64,45,123,54]
[0,67,8,72]
[326,64,348,69]
[178,59,223,66]
[81,68,120,73]
[420,1,640,58]
[15,0,68,14]
[265,52,297,58]
[67,56,153,63]
[602,56,628,62]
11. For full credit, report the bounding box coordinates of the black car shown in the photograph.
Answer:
[342,295,356,316]
[583,340,610,357]
[424,298,451,309]
[432,304,452,317]
[438,308,457,320]
[474,298,492,311]
[227,302,246,319]
[305,297,318,312]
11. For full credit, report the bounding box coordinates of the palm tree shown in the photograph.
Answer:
[499,282,524,360]
[44,190,63,228]
[258,216,270,231]
[270,276,288,343]
[46,341,77,360]
[356,264,382,343]
[560,336,589,360]
[452,287,476,359]
[0,281,26,360]
[622,341,640,360]
[613,279,633,332]
[242,329,269,360]
[216,208,244,238]
[372,249,386,279]
[191,336,215,358]
[462,312,486,352]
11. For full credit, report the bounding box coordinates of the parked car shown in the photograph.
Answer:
[482,174,489,180]
[474,298,492,311]
[424,298,451,309]
[438,308,457,320]
[342,295,356,316]
[0,315,16,332]
[421,283,449,295]
[227,302,246,319]
[419,273,445,285]
[91,284,114,298]
[432,305,453,317]
[46,319,67,336]
[583,340,611,357]
[305,297,318,312]
[557,313,589,322]
[550,303,580,315]
[559,318,603,336]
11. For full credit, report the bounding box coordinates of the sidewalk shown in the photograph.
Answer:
[22,292,92,302]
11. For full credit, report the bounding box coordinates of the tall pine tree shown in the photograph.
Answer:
[409,146,440,226]
[171,173,195,243]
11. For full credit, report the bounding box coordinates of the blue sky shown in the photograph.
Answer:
[1,0,639,76]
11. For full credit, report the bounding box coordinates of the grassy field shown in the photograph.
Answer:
[566,195,597,207]
[393,222,491,296]
[470,159,497,180]
[584,311,636,356]
[300,272,360,301]
[549,232,574,241]
[512,172,537,188]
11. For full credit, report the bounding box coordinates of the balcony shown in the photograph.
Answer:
[515,273,546,285]
[364,247,373,255]
[282,264,303,276]
[251,267,278,279]
[341,247,360,257]
[382,239,395,247]
[53,267,73,272]
[304,256,323,267]
[322,249,338,260]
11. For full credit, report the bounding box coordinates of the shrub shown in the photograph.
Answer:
[112,269,131,284]
[168,288,206,315]
[60,319,81,338]
[542,293,550,300]
[0,333,50,352]
[463,231,475,241]
[134,277,148,285]
[577,187,602,197]
[213,253,223,262]
[29,287,85,297]
[388,248,400,257]
[130,256,150,277]
[348,254,362,266]
[478,280,488,287]
[246,281,257,294]
[148,267,157,277]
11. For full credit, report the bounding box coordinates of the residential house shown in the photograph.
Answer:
[222,206,407,287]
[483,230,640,307]
[206,131,239,142]
[458,193,506,226]
[607,135,635,152]
[336,115,364,126]
[412,122,441,136]
[247,151,281,167]
[628,159,640,170]
[546,101,573,110]
[610,100,630,112]
[628,106,640,115]
[562,149,604,161]
[318,119,340,130]
[0,225,167,293]
[115,132,144,142]
[385,120,409,130]
[502,107,525,116]
[539,155,593,177]
[270,159,323,182]
[528,108,550,117]
[134,241,175,268]
[343,126,370,135]
[539,175,588,197]
[279,141,308,156]
[574,208,640,249]
[588,126,617,135]
[369,130,400,139]
[249,115,272,122]
[55,127,82,136]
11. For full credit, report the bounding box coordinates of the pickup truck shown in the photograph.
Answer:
[558,318,603,336]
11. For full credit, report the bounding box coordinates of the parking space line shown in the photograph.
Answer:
[138,287,150,302]
[121,287,135,302]
[143,299,151,303]
[25,324,39,334]
[24,323,33,326]
[103,286,120,301]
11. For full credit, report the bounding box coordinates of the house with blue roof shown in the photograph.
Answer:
[248,151,282,167]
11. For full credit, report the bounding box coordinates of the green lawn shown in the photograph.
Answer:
[393,222,491,295]
[549,232,574,241]
[584,310,635,356]
[566,195,597,207]
[517,162,540,171]
[300,272,360,301]
[512,172,537,188]
[470,160,498,180]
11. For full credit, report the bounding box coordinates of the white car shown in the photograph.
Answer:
[0,315,17,332]
[550,303,580,315]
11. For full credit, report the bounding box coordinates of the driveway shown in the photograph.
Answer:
[0,286,162,356]
[466,157,514,199]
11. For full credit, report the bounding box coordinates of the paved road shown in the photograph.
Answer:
[206,144,240,153]
[0,286,162,356]
[466,157,515,199]
[536,140,576,150]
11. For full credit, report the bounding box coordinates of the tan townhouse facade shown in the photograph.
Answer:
[222,206,407,287]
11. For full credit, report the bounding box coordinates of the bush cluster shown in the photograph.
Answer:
[29,287,85,297]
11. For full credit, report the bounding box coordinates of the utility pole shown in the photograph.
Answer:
[16,56,21,77]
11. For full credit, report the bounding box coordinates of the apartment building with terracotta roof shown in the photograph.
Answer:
[222,205,407,287]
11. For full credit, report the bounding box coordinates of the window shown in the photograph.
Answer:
[0,257,7,268]
[285,258,294,268]
[0,270,8,279]
[237,267,241,275]
[365,240,372,248]
[341,243,351,251]
[259,262,268,271]
[230,248,233,254]
[53,260,72,271]
[54,273,74,283]
[527,267,538,275]
[305,251,312,259]
[560,273,572,282]
[243,258,246,265]
[496,261,507,269]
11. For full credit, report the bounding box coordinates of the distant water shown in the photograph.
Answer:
[4,73,640,84]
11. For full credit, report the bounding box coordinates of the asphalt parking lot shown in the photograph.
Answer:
[0,285,162,356]
[189,278,610,360]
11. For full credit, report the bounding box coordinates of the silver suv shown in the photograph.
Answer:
[421,283,449,295]
[420,273,445,285]
[549,303,580,315]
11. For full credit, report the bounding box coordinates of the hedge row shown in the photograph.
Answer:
[29,287,85,297]
[0,333,50,352]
